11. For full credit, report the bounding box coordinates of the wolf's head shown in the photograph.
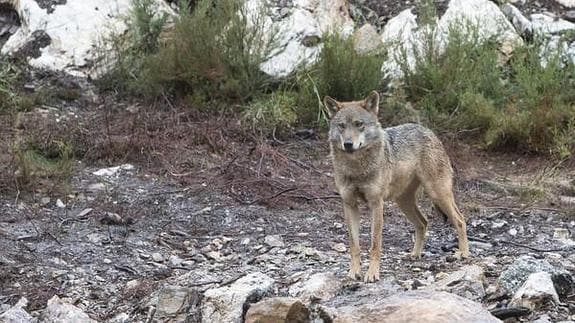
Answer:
[324,91,382,154]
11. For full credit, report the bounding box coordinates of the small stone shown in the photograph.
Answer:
[169,255,183,267]
[151,253,164,262]
[192,254,206,262]
[103,258,112,264]
[509,228,518,236]
[241,238,251,245]
[334,222,344,229]
[264,235,285,248]
[211,238,224,250]
[126,280,140,289]
[40,197,51,206]
[492,220,508,229]
[206,251,222,261]
[87,183,106,191]
[56,199,66,208]
[553,228,570,240]
[245,297,310,323]
[332,243,347,253]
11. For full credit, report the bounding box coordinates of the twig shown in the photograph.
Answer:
[146,187,191,196]
[287,194,340,201]
[499,240,566,253]
[248,187,297,205]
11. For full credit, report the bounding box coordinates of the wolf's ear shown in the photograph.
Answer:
[323,96,340,119]
[364,91,380,116]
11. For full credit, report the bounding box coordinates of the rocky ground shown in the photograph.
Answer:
[0,78,574,322]
[0,0,575,322]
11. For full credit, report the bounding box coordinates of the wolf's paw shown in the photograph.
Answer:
[348,269,362,280]
[364,268,379,283]
[455,250,470,259]
[409,251,422,260]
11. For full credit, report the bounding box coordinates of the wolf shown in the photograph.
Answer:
[324,91,470,283]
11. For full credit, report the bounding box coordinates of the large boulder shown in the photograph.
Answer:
[245,297,311,323]
[247,0,354,77]
[381,0,522,81]
[0,0,173,77]
[201,272,275,323]
[0,298,35,323]
[323,290,501,323]
[429,264,486,301]
[40,295,96,323]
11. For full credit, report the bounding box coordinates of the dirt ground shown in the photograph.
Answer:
[0,72,574,322]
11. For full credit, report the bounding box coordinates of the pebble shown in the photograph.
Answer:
[264,235,285,248]
[151,253,164,262]
[332,243,347,253]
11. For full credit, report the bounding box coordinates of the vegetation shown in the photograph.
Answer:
[95,0,575,157]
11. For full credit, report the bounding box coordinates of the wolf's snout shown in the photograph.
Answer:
[343,141,354,152]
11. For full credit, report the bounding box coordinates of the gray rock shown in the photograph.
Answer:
[498,255,562,292]
[0,298,35,323]
[323,290,500,323]
[264,235,285,248]
[501,3,533,37]
[245,297,310,323]
[151,252,164,262]
[202,272,274,323]
[41,295,96,323]
[153,286,198,321]
[289,272,342,302]
[430,265,485,301]
[169,255,184,267]
[531,13,575,35]
[510,272,559,310]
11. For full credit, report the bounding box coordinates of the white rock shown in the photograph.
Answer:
[0,297,34,323]
[151,252,164,262]
[41,295,96,323]
[381,8,419,81]
[55,199,66,208]
[289,272,342,301]
[531,14,575,34]
[202,272,274,323]
[169,255,184,267]
[382,0,522,81]
[1,0,173,78]
[332,242,347,253]
[264,234,285,248]
[556,0,575,7]
[510,271,560,310]
[92,164,134,176]
[248,0,354,77]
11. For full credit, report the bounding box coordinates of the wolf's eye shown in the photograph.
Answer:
[354,121,364,128]
[337,123,345,129]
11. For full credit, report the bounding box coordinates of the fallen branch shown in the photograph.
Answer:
[247,187,297,205]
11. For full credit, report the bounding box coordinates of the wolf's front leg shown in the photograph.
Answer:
[365,199,384,283]
[343,200,361,280]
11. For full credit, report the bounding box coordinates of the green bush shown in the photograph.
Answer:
[296,33,386,126]
[243,90,298,134]
[397,19,575,157]
[100,0,279,103]
[0,59,20,113]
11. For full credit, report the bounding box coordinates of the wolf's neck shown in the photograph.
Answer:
[332,140,388,177]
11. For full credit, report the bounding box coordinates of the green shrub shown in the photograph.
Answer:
[100,0,279,103]
[397,20,575,157]
[243,90,298,134]
[0,59,20,113]
[96,0,169,95]
[296,33,386,126]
